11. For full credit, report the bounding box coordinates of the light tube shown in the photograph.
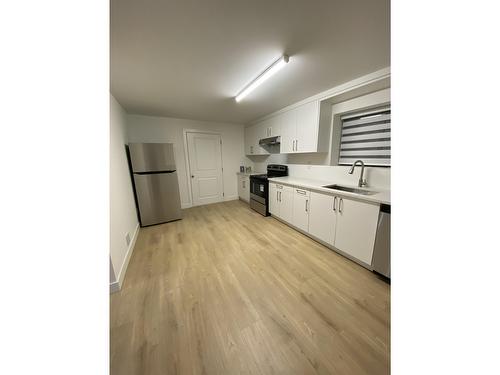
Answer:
[235,55,289,102]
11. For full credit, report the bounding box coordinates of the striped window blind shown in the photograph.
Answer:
[339,107,391,166]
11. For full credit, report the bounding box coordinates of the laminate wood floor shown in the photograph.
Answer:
[111,200,390,375]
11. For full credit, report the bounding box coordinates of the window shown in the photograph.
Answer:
[339,107,391,166]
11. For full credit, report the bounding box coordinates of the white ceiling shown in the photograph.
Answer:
[111,0,390,124]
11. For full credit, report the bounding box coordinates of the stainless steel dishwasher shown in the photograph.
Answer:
[372,204,390,278]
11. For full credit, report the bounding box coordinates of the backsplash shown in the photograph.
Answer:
[247,154,390,190]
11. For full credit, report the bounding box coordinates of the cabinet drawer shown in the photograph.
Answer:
[294,187,310,197]
[274,184,293,192]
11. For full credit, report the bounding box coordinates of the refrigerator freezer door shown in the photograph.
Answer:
[133,171,182,226]
[129,143,176,173]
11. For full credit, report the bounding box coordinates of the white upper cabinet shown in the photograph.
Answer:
[255,120,268,140]
[244,123,268,155]
[244,126,253,155]
[295,101,320,153]
[255,122,269,155]
[267,116,281,137]
[245,100,328,156]
[278,110,296,153]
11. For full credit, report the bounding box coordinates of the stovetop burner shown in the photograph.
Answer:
[250,165,288,181]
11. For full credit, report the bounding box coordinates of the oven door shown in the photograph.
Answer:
[250,178,267,204]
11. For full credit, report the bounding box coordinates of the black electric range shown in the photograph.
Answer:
[249,164,288,216]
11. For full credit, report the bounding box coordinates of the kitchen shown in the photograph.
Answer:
[109,1,391,374]
[3,1,499,374]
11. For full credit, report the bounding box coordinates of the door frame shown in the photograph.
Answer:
[183,129,225,207]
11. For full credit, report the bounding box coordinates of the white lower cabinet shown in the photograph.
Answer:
[237,175,250,202]
[334,197,380,264]
[269,182,278,214]
[273,185,380,267]
[292,188,310,232]
[280,186,293,223]
[308,191,337,245]
[269,182,293,222]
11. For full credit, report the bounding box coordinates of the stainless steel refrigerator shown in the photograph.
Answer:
[128,143,182,226]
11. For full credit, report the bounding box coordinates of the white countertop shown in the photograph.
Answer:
[236,171,264,176]
[268,176,391,205]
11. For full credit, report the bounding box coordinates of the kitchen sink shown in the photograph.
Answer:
[322,184,377,195]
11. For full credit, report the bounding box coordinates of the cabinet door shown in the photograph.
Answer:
[261,118,271,138]
[269,116,281,137]
[243,177,250,202]
[334,198,380,265]
[244,127,253,155]
[292,188,310,232]
[279,185,294,223]
[308,191,337,245]
[237,176,244,199]
[257,120,268,138]
[254,122,269,155]
[269,183,279,216]
[279,110,296,153]
[295,101,319,153]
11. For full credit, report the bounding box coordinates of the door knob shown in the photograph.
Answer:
[191,175,194,178]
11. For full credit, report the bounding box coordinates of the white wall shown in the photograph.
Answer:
[110,95,139,289]
[126,115,248,208]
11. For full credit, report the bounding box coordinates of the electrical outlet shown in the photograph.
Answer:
[125,232,131,246]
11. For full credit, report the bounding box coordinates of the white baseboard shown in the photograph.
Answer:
[223,195,238,202]
[110,223,140,294]
[181,202,192,209]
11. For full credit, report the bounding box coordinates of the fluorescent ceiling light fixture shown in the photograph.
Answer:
[235,55,289,102]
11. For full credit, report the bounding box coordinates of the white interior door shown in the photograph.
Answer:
[187,132,224,206]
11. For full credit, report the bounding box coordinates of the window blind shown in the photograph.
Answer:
[339,107,391,167]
